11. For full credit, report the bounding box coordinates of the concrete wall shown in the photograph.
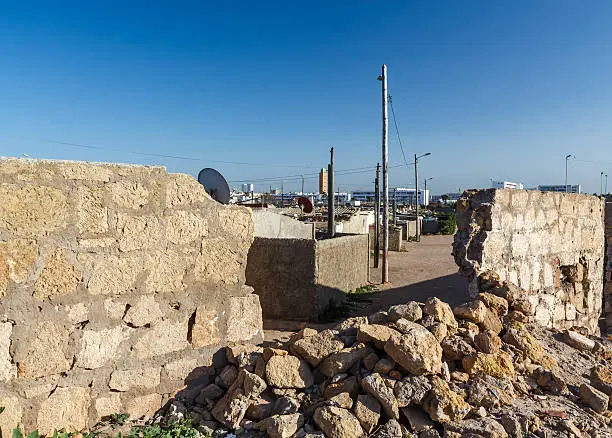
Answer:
[605,202,612,335]
[337,211,375,234]
[453,189,605,333]
[252,209,313,239]
[369,226,403,251]
[0,158,263,434]
[246,234,369,321]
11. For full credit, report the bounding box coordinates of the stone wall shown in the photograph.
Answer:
[605,201,612,335]
[453,189,605,334]
[246,234,369,321]
[0,158,263,434]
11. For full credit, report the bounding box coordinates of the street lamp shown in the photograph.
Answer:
[415,152,431,242]
[565,154,574,193]
[602,172,605,196]
[606,174,609,196]
[424,177,433,204]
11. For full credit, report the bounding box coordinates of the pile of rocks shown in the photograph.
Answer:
[156,275,612,437]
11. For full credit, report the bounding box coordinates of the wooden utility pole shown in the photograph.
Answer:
[380,65,389,283]
[414,154,419,242]
[374,163,380,268]
[327,147,335,237]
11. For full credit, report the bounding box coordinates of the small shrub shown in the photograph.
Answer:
[438,213,456,235]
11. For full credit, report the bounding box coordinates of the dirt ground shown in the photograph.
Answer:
[264,234,469,343]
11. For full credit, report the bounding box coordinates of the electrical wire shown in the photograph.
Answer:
[388,94,410,169]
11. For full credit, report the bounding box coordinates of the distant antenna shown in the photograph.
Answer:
[297,196,313,213]
[197,168,231,204]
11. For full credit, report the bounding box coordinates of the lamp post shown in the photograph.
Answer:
[414,152,431,242]
[424,177,433,206]
[565,154,574,193]
[602,172,605,196]
[606,174,609,196]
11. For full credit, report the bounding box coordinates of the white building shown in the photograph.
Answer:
[537,184,582,194]
[431,192,462,203]
[491,180,524,190]
[351,188,429,206]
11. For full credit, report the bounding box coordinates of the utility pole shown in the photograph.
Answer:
[565,154,574,193]
[374,163,380,268]
[414,154,419,242]
[327,147,335,237]
[301,175,304,195]
[379,64,389,283]
[393,188,397,226]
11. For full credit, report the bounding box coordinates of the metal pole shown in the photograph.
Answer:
[374,163,380,268]
[393,188,397,226]
[301,175,304,195]
[601,172,604,196]
[281,182,284,206]
[328,147,335,237]
[606,174,608,195]
[565,157,568,193]
[381,64,389,283]
[415,154,420,242]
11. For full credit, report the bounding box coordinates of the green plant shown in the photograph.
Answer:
[438,212,456,235]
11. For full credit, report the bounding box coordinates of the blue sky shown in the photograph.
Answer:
[2,1,612,194]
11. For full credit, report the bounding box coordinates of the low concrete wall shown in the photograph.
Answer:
[454,189,604,333]
[0,158,263,433]
[246,234,369,321]
[369,226,403,251]
[337,211,375,234]
[252,209,313,239]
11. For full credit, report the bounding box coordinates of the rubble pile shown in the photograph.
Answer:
[158,273,612,437]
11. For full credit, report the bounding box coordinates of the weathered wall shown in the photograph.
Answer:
[453,189,605,333]
[252,209,312,239]
[0,158,263,434]
[369,226,403,251]
[604,201,612,335]
[246,234,369,321]
[336,211,375,234]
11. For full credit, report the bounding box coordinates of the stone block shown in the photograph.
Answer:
[194,237,246,285]
[34,249,82,300]
[144,251,189,293]
[0,239,38,287]
[116,214,163,252]
[109,180,151,210]
[123,295,163,327]
[124,393,162,419]
[165,173,210,208]
[191,304,223,348]
[110,367,161,391]
[0,395,22,436]
[0,322,15,382]
[77,186,108,235]
[166,210,208,245]
[16,321,71,379]
[80,254,143,295]
[76,326,130,369]
[132,319,189,358]
[0,184,69,236]
[95,393,123,420]
[226,295,263,344]
[37,387,91,435]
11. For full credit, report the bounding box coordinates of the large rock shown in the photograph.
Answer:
[37,387,91,435]
[473,329,502,354]
[361,373,399,419]
[394,375,432,407]
[314,406,365,438]
[353,394,381,434]
[477,292,509,317]
[291,329,344,367]
[468,375,515,409]
[422,376,470,423]
[388,302,422,322]
[444,418,508,438]
[266,355,314,388]
[502,325,557,369]
[357,324,401,349]
[441,336,476,361]
[453,300,502,333]
[319,344,373,378]
[579,384,609,413]
[370,419,403,438]
[212,370,267,429]
[563,330,596,352]
[462,352,515,380]
[384,326,442,375]
[423,297,458,328]
[258,413,304,438]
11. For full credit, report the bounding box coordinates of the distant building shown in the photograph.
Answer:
[431,193,462,204]
[537,184,582,194]
[352,188,429,206]
[491,180,524,190]
[242,183,254,193]
[319,168,328,194]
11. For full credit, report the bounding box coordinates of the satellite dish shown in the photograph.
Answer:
[197,168,231,204]
[297,196,313,213]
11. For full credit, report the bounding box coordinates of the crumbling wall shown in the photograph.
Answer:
[0,158,263,434]
[453,189,604,333]
[605,201,612,335]
[246,234,368,321]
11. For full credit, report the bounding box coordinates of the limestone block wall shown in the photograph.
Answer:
[246,234,369,321]
[605,201,612,334]
[0,158,263,434]
[453,189,605,333]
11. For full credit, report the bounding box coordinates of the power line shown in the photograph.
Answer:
[388,94,410,169]
[47,140,318,169]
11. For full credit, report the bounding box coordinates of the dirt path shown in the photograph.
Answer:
[264,234,469,343]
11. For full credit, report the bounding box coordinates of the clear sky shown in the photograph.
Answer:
[2,1,612,194]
